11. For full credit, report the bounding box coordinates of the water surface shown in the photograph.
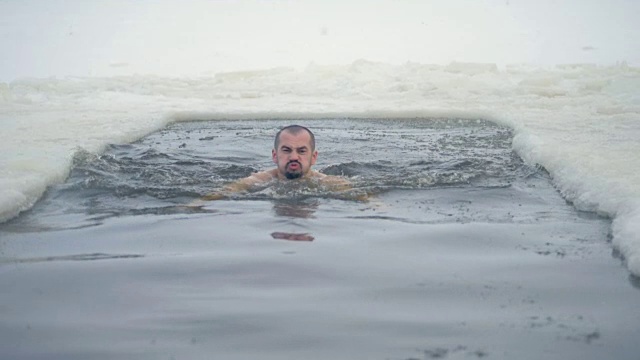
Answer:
[1,119,638,360]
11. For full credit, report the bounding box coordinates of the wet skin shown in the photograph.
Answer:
[272,130,318,180]
[196,129,355,203]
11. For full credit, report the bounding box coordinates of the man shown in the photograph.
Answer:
[202,125,350,199]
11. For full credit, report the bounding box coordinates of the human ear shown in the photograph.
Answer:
[311,150,318,165]
[272,149,277,164]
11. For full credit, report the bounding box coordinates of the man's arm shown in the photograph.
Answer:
[222,170,276,192]
[314,172,352,191]
[312,172,371,201]
[196,170,276,202]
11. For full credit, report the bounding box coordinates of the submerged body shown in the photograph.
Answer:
[220,168,350,193]
[203,125,351,200]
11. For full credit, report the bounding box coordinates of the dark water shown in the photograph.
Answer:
[5,118,530,230]
[1,119,639,360]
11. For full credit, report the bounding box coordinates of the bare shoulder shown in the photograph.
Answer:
[225,170,276,192]
[196,170,275,203]
[314,171,369,201]
[311,171,352,190]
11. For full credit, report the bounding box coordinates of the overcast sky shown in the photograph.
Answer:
[1,0,638,80]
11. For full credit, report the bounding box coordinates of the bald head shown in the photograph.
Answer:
[274,125,315,151]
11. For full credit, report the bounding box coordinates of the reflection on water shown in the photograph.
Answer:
[272,199,318,219]
[270,232,315,242]
[270,199,318,241]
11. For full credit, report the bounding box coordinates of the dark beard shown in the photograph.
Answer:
[284,161,303,179]
[284,171,302,179]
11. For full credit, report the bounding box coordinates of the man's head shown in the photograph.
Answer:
[272,125,318,180]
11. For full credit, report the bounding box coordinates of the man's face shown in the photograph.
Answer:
[272,130,318,180]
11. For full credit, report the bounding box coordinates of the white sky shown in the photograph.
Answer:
[1,0,638,81]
